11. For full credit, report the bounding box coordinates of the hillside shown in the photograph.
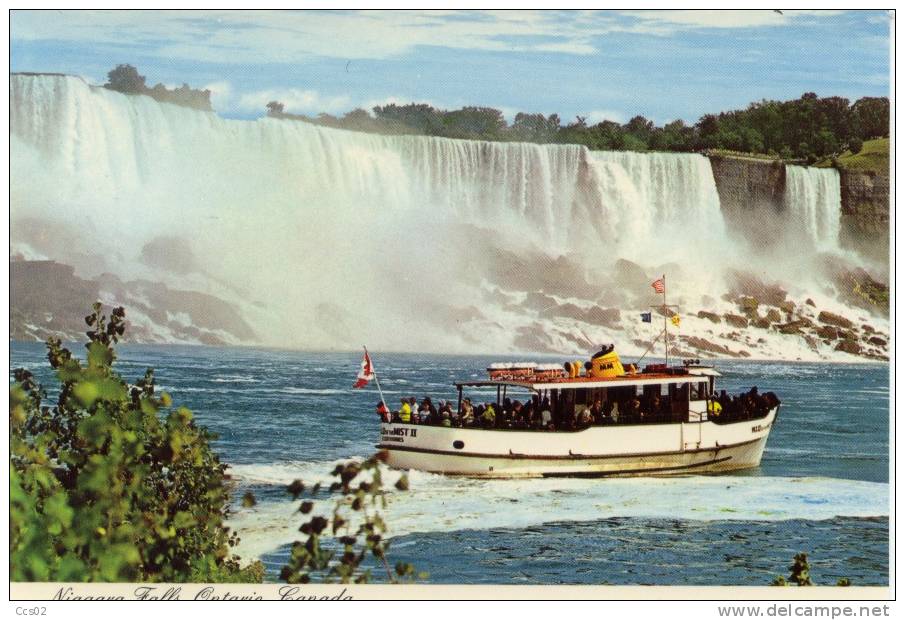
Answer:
[816,138,889,173]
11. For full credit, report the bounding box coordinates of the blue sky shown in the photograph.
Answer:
[11,9,891,124]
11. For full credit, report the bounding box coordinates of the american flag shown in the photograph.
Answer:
[651,278,665,294]
[353,349,375,388]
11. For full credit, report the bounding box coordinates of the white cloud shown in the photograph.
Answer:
[237,88,352,115]
[10,9,858,67]
[203,80,233,111]
[626,9,845,32]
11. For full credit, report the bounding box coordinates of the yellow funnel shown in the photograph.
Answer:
[588,348,625,378]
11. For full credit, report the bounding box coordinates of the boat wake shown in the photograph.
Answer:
[225,459,888,561]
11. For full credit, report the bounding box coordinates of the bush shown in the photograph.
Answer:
[10,302,262,582]
[280,453,423,584]
[848,137,864,155]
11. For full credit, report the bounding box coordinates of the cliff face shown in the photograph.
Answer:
[839,169,890,264]
[10,259,256,345]
[10,260,100,341]
[707,155,787,249]
[707,154,889,265]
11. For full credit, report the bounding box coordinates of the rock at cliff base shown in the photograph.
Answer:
[727,271,788,307]
[765,308,782,323]
[834,340,861,355]
[818,311,854,329]
[814,325,840,340]
[697,310,721,323]
[723,314,749,328]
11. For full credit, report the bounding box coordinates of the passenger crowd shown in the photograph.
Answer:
[375,388,780,431]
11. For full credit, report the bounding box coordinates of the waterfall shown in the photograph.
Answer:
[10,74,728,258]
[11,73,859,356]
[783,165,842,252]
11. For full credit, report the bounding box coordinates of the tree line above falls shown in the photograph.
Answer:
[268,94,888,164]
[102,64,888,163]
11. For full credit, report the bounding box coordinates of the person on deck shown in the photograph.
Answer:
[460,398,475,427]
[577,406,593,428]
[376,401,390,423]
[398,398,412,424]
[539,398,553,430]
[482,402,496,428]
[608,400,620,424]
[590,399,604,425]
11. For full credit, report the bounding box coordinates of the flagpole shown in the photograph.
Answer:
[363,346,388,408]
[662,274,669,367]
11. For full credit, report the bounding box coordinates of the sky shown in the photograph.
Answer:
[10,9,892,124]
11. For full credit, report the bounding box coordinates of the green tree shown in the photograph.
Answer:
[852,97,890,140]
[104,64,147,94]
[10,303,262,582]
[266,101,285,117]
[510,112,561,143]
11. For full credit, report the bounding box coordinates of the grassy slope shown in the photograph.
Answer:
[815,138,889,173]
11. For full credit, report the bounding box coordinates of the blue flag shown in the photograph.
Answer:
[640,312,652,323]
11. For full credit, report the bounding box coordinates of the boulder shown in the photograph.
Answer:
[806,298,816,307]
[862,324,876,334]
[765,308,782,323]
[778,318,813,333]
[736,296,759,314]
[681,336,735,357]
[727,271,788,306]
[814,325,839,340]
[868,336,887,347]
[834,340,861,355]
[779,300,796,314]
[723,314,749,328]
[753,317,771,329]
[818,311,854,329]
[697,310,721,323]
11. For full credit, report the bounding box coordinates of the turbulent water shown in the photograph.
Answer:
[10,74,884,359]
[9,342,890,585]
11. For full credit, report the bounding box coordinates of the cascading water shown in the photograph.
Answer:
[783,165,843,252]
[11,73,875,359]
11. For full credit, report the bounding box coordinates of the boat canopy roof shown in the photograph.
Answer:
[456,372,713,392]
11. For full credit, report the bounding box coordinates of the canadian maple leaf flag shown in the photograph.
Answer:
[353,349,375,388]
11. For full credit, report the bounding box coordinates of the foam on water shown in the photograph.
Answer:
[226,460,888,560]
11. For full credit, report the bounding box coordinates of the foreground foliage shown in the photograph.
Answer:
[10,303,262,582]
[279,453,423,584]
[771,553,851,587]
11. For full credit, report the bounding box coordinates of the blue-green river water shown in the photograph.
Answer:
[10,342,889,585]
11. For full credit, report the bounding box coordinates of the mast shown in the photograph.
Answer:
[662,273,669,367]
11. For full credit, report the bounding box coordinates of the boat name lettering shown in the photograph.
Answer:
[382,427,417,438]
[751,422,771,433]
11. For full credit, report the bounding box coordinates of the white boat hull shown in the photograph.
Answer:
[377,407,777,478]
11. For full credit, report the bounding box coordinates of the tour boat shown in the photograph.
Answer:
[376,347,779,478]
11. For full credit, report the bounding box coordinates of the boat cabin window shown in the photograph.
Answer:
[689,381,709,400]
